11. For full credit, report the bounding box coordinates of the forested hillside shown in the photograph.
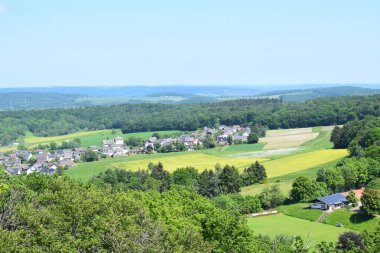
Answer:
[262,86,380,102]
[0,94,379,146]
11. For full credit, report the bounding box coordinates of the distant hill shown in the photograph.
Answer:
[259,86,380,102]
[0,92,89,110]
[0,86,263,98]
[0,85,379,109]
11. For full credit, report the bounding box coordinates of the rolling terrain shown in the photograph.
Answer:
[65,126,347,184]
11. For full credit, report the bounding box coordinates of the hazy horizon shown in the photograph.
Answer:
[1,1,379,86]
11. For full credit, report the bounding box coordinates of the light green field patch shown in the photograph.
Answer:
[241,181,292,196]
[247,214,351,246]
[276,204,323,221]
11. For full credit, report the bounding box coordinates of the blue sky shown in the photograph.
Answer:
[0,0,379,87]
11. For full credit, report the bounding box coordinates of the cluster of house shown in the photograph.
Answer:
[1,125,253,176]
[310,189,364,211]
[101,125,252,156]
[0,149,80,176]
[215,125,251,145]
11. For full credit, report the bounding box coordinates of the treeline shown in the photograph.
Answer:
[1,94,379,146]
[91,161,267,197]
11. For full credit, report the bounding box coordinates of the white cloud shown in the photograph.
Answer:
[0,1,6,13]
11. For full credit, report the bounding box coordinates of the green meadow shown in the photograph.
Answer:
[247,214,351,246]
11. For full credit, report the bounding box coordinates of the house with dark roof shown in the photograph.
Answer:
[310,193,348,210]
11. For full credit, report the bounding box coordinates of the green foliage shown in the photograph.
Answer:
[361,189,380,215]
[172,166,198,190]
[259,185,285,209]
[366,178,380,190]
[336,158,371,189]
[347,190,357,206]
[250,123,268,137]
[336,232,365,252]
[316,167,345,193]
[241,161,267,186]
[0,173,263,253]
[151,132,161,139]
[198,169,220,198]
[203,134,216,148]
[290,176,327,202]
[330,126,341,148]
[247,133,259,144]
[125,136,144,147]
[331,116,380,150]
[149,162,172,193]
[81,150,98,162]
[49,141,58,150]
[212,194,261,215]
[219,165,241,194]
[364,145,380,161]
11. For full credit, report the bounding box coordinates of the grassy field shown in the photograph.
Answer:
[276,204,323,222]
[240,181,293,196]
[324,209,379,232]
[21,129,181,148]
[262,149,347,178]
[260,127,319,150]
[247,214,351,246]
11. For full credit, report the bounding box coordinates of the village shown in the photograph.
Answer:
[0,125,254,176]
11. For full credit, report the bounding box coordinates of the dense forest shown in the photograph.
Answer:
[0,94,379,146]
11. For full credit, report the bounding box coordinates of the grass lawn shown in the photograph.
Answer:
[324,209,379,232]
[241,181,293,196]
[247,214,351,247]
[276,204,323,222]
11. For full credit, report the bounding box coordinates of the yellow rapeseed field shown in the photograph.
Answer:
[112,153,269,172]
[262,149,348,178]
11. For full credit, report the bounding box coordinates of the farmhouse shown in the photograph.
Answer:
[310,193,347,211]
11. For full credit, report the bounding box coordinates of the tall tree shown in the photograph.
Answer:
[219,165,241,194]
[150,162,172,193]
[361,189,380,215]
